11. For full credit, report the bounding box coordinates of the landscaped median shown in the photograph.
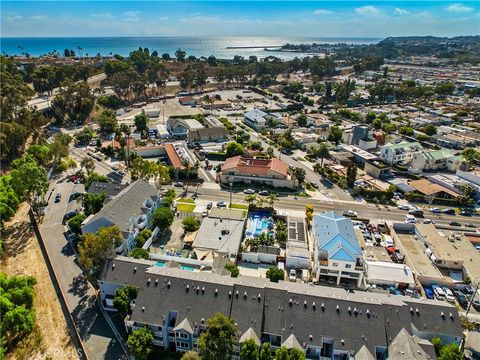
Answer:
[175,198,197,213]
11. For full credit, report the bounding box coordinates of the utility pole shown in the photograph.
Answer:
[465,279,480,316]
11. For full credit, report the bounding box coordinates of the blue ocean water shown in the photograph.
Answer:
[0,36,381,59]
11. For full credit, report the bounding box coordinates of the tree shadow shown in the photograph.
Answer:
[68,273,89,298]
[4,221,34,258]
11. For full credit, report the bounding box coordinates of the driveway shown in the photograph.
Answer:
[40,181,127,360]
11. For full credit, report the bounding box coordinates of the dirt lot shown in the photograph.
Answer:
[1,203,77,360]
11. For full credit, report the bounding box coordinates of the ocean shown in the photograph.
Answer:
[0,36,381,60]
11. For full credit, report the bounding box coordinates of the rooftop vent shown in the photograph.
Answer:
[133,266,137,273]
[155,279,159,286]
[289,298,293,306]
[449,313,454,319]
[167,281,171,288]
[142,306,145,312]
[309,335,313,341]
[186,284,189,292]
[304,300,308,308]
[112,263,116,269]
[147,278,151,285]
[236,290,239,298]
[336,305,340,313]
[228,291,232,298]
[312,302,316,310]
[258,294,262,301]
[202,286,205,294]
[215,289,218,296]
[441,312,445,318]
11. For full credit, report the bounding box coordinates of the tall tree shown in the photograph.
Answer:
[327,126,343,145]
[318,142,330,167]
[0,175,20,224]
[259,342,273,360]
[113,285,139,318]
[346,163,357,188]
[10,156,48,207]
[198,313,237,360]
[78,226,122,272]
[127,327,154,360]
[134,113,149,135]
[240,339,259,360]
[97,110,117,134]
[152,207,174,232]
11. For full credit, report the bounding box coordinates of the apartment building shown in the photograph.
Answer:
[311,212,364,287]
[380,141,423,165]
[99,256,463,360]
[411,149,464,172]
[81,179,161,254]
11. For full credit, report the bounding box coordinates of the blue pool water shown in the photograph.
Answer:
[156,262,165,267]
[246,211,274,237]
[180,265,195,271]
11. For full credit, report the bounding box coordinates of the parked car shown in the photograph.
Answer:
[404,215,417,224]
[216,201,227,208]
[453,289,468,308]
[258,190,269,196]
[442,208,456,215]
[288,269,296,282]
[55,193,62,203]
[424,287,434,299]
[206,202,212,210]
[449,221,462,227]
[398,204,411,210]
[422,219,435,224]
[310,181,319,189]
[459,210,473,217]
[174,182,184,187]
[432,285,446,300]
[442,287,455,303]
[202,210,209,217]
[343,210,358,217]
[243,189,255,194]
[429,208,442,214]
[465,223,477,228]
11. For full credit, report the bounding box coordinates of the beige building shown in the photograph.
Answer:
[219,156,295,189]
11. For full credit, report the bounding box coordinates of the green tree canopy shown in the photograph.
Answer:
[0,175,20,224]
[67,213,86,234]
[181,351,201,360]
[241,339,259,360]
[225,142,246,157]
[10,156,48,206]
[129,248,150,260]
[266,266,284,283]
[97,110,117,134]
[134,113,149,134]
[198,313,237,360]
[113,285,139,317]
[152,207,174,232]
[346,163,357,188]
[83,193,106,216]
[327,126,342,145]
[127,327,154,360]
[182,217,201,232]
[259,342,273,360]
[78,226,122,272]
[224,262,239,278]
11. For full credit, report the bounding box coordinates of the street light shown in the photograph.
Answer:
[229,182,233,209]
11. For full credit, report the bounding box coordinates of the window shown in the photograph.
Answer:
[332,263,338,267]
[345,264,352,269]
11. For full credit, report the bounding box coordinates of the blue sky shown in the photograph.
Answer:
[2,1,479,37]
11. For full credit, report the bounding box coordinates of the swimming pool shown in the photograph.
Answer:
[245,211,274,237]
[156,261,166,267]
[180,265,195,271]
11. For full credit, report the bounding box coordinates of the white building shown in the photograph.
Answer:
[243,109,277,131]
[364,261,415,289]
[411,149,464,172]
[167,118,204,138]
[311,212,363,286]
[380,141,423,165]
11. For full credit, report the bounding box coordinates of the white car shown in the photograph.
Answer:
[433,286,446,300]
[423,219,435,224]
[243,189,255,194]
[343,210,358,217]
[442,287,455,303]
[429,208,442,214]
[289,269,296,282]
[404,215,417,224]
[398,204,411,211]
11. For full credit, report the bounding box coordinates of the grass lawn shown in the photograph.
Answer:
[177,203,196,212]
[177,197,195,204]
[230,203,249,210]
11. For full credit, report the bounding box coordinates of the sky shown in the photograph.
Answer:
[1,1,479,38]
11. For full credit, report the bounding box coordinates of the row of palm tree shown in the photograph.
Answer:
[244,193,278,208]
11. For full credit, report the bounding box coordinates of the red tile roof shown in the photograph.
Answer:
[164,143,185,170]
[222,156,288,177]
[101,137,135,149]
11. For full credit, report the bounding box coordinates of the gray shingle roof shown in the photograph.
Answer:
[100,257,463,355]
[83,179,158,235]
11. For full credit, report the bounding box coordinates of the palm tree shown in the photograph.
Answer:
[245,194,258,207]
[318,142,330,167]
[267,193,278,207]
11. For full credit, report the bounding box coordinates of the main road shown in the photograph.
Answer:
[193,186,480,228]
